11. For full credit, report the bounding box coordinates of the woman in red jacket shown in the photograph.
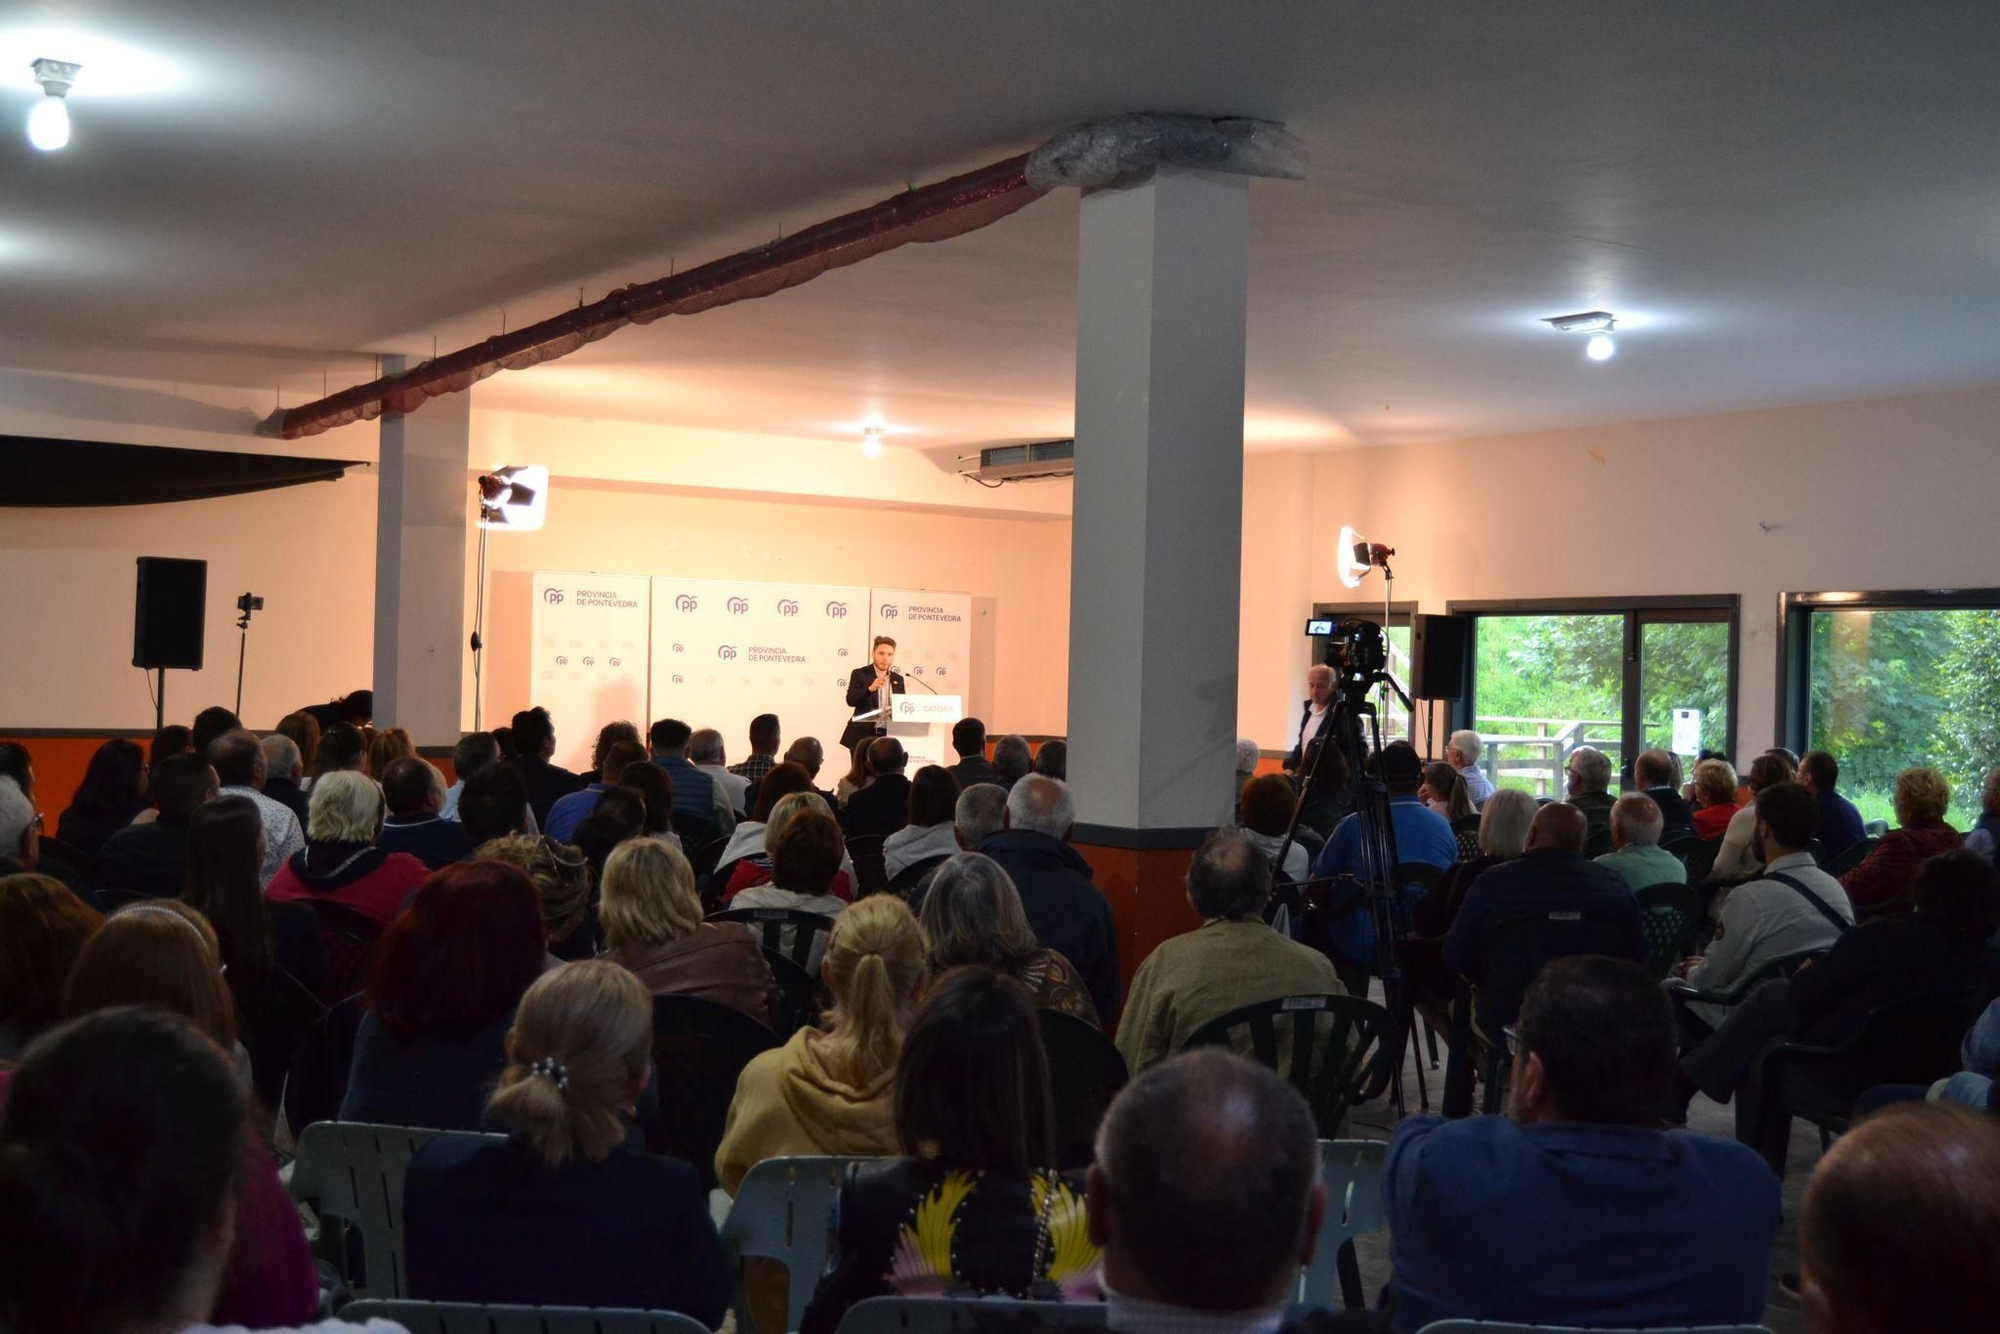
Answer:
[1841,766,1963,914]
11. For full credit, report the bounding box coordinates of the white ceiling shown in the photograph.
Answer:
[2,1,1998,452]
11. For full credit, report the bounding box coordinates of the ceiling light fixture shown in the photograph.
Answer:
[860,425,885,459]
[1543,309,1618,363]
[26,57,78,152]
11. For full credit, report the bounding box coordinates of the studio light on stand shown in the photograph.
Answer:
[26,58,79,152]
[471,465,548,730]
[1336,524,1398,720]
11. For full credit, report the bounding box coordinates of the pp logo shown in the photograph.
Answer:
[837,648,849,658]
[825,601,848,618]
[671,643,685,654]
[555,655,569,666]
[582,656,596,666]
[935,667,948,677]
[726,597,750,615]
[542,588,565,604]
[878,604,899,619]
[671,674,684,685]
[609,657,622,667]
[674,594,698,612]
[717,645,738,661]
[911,666,925,675]
[777,599,799,617]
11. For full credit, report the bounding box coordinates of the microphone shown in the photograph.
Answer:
[907,672,939,695]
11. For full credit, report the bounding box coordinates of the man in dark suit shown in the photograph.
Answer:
[947,717,1000,789]
[1282,664,1336,773]
[840,635,905,752]
[1635,748,1696,840]
[843,738,913,839]
[510,706,580,829]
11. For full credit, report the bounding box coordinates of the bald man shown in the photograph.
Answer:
[1800,1103,2000,1333]
[1443,801,1646,1038]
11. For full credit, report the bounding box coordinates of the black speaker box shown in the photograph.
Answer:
[133,557,208,670]
[1410,613,1471,701]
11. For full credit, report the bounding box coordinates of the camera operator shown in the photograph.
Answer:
[1282,664,1336,775]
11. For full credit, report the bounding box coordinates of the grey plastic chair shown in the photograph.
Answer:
[288,1121,504,1300]
[342,1298,714,1333]
[1414,1322,1770,1333]
[1300,1139,1389,1309]
[836,1296,1108,1334]
[719,1155,880,1333]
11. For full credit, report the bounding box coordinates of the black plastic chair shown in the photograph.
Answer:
[1584,826,1615,858]
[762,948,825,1040]
[1664,946,1827,1022]
[647,994,781,1192]
[885,854,950,900]
[233,963,328,1111]
[703,855,752,911]
[1179,993,1390,1138]
[284,992,367,1133]
[845,834,890,898]
[1635,882,1701,981]
[671,811,720,848]
[1673,837,1723,882]
[1039,1008,1128,1168]
[94,883,157,910]
[687,836,730,885]
[1824,834,1881,879]
[1753,986,1987,1174]
[709,906,838,971]
[302,898,385,1006]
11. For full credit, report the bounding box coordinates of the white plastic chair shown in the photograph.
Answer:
[719,1155,879,1332]
[1300,1138,1389,1308]
[835,1296,1107,1334]
[343,1297,714,1333]
[1415,1322,1771,1333]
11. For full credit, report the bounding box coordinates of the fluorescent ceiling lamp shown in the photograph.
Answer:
[1337,524,1371,589]
[477,464,548,530]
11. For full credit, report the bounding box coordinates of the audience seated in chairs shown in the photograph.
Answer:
[512,705,583,828]
[474,833,600,961]
[542,737,649,842]
[1592,791,1687,892]
[1418,760,1475,825]
[0,873,100,1062]
[982,775,1120,1023]
[844,737,914,839]
[691,727,753,817]
[575,720,641,786]
[1711,751,1797,882]
[729,712,784,793]
[0,775,46,883]
[264,769,431,928]
[1560,744,1616,847]
[54,905,321,1328]
[1634,746,1696,840]
[441,730,494,822]
[1386,955,1778,1332]
[0,1008,344,1334]
[455,753,534,845]
[992,734,1035,791]
[835,737,873,809]
[1310,740,1459,995]
[339,860,547,1131]
[365,725,417,781]
[715,893,925,1195]
[721,782,857,903]
[1673,782,1852,1040]
[189,705,241,759]
[376,756,475,870]
[1840,765,1963,914]
[730,808,849,970]
[1799,1102,2000,1334]
[1677,849,2000,1158]
[1089,1050,1331,1331]
[1963,763,2000,861]
[882,763,962,880]
[404,959,731,1321]
[55,737,149,858]
[259,731,311,826]
[954,781,1009,851]
[1689,757,1741,842]
[948,717,1001,790]
[717,761,816,874]
[1445,729,1495,807]
[600,836,777,1027]
[563,811,634,889]
[1408,789,1536,1009]
[616,755,685,850]
[1442,802,1646,1038]
[1033,738,1068,781]
[1800,749,1869,863]
[92,752,217,900]
[1116,829,1341,1074]
[802,966,1098,1334]
[309,720,369,786]
[1293,739,1354,839]
[920,852,1100,1027]
[1238,773,1313,884]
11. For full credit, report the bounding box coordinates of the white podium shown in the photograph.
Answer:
[889,694,962,771]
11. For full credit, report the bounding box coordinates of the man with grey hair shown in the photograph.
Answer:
[1089,1050,1329,1324]
[690,727,750,814]
[1634,748,1696,840]
[983,774,1118,1019]
[1448,729,1495,805]
[1563,744,1617,846]
[1116,828,1343,1073]
[0,775,38,877]
[991,734,1034,791]
[1283,663,1336,775]
[209,729,304,885]
[953,782,1008,851]
[1595,792,1686,893]
[259,732,309,824]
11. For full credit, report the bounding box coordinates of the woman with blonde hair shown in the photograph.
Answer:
[1691,758,1741,841]
[476,832,598,959]
[919,852,1098,1026]
[721,783,857,902]
[367,726,416,780]
[403,960,729,1319]
[715,893,926,1195]
[1840,765,1964,914]
[600,836,776,1025]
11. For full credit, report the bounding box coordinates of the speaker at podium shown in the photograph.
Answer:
[888,694,962,771]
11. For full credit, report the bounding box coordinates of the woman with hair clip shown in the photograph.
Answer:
[801,967,1099,1334]
[403,960,729,1320]
[41,903,320,1329]
[715,893,927,1194]
[0,1008,392,1334]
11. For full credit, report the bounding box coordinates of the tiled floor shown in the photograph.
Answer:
[1338,983,1817,1332]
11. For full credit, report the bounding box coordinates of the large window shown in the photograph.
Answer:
[1454,598,1737,800]
[1782,590,2000,830]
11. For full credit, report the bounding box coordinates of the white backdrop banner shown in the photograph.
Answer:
[529,572,653,773]
[869,588,974,758]
[649,578,873,768]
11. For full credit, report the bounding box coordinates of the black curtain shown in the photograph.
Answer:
[3,435,364,507]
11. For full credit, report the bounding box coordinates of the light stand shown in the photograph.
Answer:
[471,520,489,731]
[233,592,263,717]
[472,465,549,733]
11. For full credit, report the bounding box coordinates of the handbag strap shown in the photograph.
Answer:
[1767,870,1851,934]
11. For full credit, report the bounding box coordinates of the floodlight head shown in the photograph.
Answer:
[1337,524,1370,589]
[476,464,548,530]
[1542,310,1616,334]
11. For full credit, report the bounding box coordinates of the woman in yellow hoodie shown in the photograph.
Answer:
[715,892,927,1194]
